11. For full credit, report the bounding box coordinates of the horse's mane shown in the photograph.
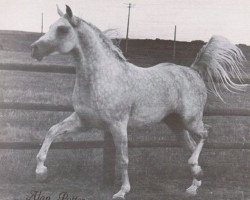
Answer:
[77,18,126,62]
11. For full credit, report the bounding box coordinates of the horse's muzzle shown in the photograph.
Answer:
[31,43,43,61]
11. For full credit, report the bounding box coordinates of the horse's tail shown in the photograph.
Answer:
[191,35,248,102]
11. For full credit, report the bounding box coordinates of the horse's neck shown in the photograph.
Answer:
[71,26,124,83]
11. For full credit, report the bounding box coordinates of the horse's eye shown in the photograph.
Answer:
[57,26,69,34]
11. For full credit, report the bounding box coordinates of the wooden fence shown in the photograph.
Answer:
[0,57,250,185]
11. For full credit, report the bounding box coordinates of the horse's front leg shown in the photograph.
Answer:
[109,119,130,200]
[36,112,82,181]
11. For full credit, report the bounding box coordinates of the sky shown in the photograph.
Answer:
[0,0,250,44]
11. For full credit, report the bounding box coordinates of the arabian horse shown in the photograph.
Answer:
[31,5,247,199]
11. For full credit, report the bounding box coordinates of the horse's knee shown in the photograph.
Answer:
[186,120,209,139]
[46,123,65,139]
[48,124,60,135]
[197,129,208,139]
[198,124,211,139]
[120,155,129,168]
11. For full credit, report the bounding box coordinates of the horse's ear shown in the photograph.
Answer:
[57,5,64,17]
[65,5,78,27]
[66,5,73,18]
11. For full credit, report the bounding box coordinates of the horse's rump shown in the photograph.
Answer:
[128,63,207,126]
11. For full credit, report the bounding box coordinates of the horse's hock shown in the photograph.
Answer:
[0,52,250,196]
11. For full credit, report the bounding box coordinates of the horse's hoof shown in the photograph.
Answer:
[112,194,125,200]
[35,166,48,181]
[186,186,197,196]
[112,197,125,200]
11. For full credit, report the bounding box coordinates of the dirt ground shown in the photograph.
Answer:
[1,176,250,200]
[1,147,250,200]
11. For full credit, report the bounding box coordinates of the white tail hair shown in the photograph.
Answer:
[191,35,248,102]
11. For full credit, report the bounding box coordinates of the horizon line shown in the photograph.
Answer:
[0,29,249,46]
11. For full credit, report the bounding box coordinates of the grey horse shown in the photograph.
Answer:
[31,5,247,199]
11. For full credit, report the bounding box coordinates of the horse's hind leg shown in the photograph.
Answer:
[164,114,196,152]
[36,112,82,181]
[183,130,197,152]
[184,116,210,196]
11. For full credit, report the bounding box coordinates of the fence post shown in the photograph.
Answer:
[103,131,116,185]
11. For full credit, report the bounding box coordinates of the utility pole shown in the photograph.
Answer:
[125,3,134,53]
[41,13,44,34]
[173,25,176,61]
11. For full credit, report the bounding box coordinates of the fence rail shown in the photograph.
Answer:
[0,63,75,74]
[0,102,250,116]
[1,63,249,83]
[1,140,250,150]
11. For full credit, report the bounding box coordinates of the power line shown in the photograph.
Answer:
[136,3,169,7]
[41,13,43,34]
[173,25,177,61]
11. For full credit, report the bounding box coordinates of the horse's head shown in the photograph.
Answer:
[31,5,78,61]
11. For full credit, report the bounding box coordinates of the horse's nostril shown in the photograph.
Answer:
[31,44,38,50]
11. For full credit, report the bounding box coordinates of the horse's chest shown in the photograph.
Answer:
[72,87,104,128]
[73,81,114,115]
[72,83,98,115]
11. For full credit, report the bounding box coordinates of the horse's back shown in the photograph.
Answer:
[131,62,206,99]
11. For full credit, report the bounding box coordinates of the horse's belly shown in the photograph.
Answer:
[73,99,105,128]
[128,105,171,127]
